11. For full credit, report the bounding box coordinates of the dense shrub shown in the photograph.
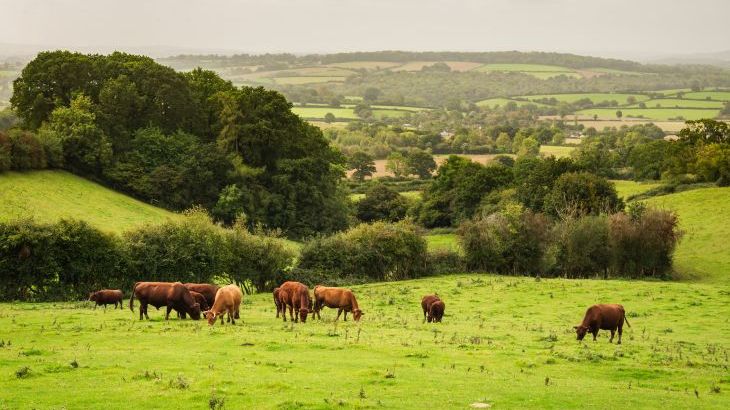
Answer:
[356,183,409,222]
[458,205,551,274]
[0,219,126,301]
[298,220,429,281]
[9,130,46,170]
[544,172,623,217]
[552,215,611,278]
[0,131,11,171]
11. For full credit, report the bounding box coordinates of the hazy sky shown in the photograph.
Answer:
[2,0,728,58]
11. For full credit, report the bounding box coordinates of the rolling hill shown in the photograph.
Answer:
[0,170,179,233]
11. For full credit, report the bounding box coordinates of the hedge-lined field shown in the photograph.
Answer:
[0,170,179,233]
[577,108,720,121]
[0,274,727,409]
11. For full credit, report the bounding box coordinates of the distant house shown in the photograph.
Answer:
[664,134,679,141]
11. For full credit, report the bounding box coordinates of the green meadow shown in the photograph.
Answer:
[0,274,727,409]
[681,91,730,101]
[577,108,720,121]
[0,170,179,233]
[522,93,650,105]
[476,97,548,108]
[631,98,726,109]
[539,145,575,158]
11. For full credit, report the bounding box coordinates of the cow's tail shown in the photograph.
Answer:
[129,282,139,312]
[623,314,631,328]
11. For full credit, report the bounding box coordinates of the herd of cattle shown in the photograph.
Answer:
[88,281,631,343]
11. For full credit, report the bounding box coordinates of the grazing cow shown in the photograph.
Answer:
[574,304,631,344]
[89,289,124,309]
[273,287,282,318]
[204,284,243,326]
[177,290,210,319]
[421,295,445,323]
[183,283,219,309]
[278,281,311,323]
[129,282,201,320]
[313,285,364,321]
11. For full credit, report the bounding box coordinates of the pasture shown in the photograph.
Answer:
[611,180,663,199]
[576,108,720,121]
[522,93,650,105]
[475,98,548,108]
[680,91,730,101]
[631,98,726,109]
[539,145,575,158]
[1,274,728,409]
[0,170,179,233]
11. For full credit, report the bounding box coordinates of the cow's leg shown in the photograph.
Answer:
[335,308,343,321]
[609,329,615,343]
[165,306,172,320]
[592,329,598,342]
[617,322,623,344]
[344,311,348,321]
[230,308,235,325]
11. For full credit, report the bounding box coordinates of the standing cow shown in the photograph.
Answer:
[204,284,243,326]
[273,287,282,318]
[574,304,631,344]
[421,295,445,323]
[183,283,219,311]
[313,285,364,321]
[89,289,124,309]
[130,282,201,320]
[278,281,311,323]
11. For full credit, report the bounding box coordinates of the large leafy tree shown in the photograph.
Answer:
[347,151,376,181]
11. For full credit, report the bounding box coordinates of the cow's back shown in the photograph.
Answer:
[184,283,219,306]
[422,295,440,312]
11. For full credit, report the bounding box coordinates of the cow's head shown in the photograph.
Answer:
[353,309,364,321]
[188,303,201,321]
[430,302,445,322]
[299,308,309,323]
[203,310,217,325]
[88,292,97,302]
[574,325,589,340]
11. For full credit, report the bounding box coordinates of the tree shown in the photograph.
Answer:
[495,132,512,153]
[627,96,637,105]
[353,104,373,119]
[616,110,623,119]
[406,150,437,179]
[363,87,381,103]
[324,112,336,123]
[678,119,729,145]
[355,184,409,222]
[386,151,408,177]
[544,172,623,217]
[348,151,376,181]
[517,137,540,158]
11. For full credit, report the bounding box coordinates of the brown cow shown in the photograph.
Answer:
[278,281,311,323]
[421,295,445,323]
[313,285,364,321]
[204,284,243,326]
[183,283,219,309]
[177,290,210,319]
[574,304,631,344]
[273,287,282,318]
[89,289,124,309]
[130,282,201,320]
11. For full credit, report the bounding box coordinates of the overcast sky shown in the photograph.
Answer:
[1,0,728,58]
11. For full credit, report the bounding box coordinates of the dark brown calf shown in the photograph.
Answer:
[89,289,124,309]
[574,304,631,344]
[130,282,201,320]
[183,283,219,308]
[177,290,209,319]
[421,295,445,323]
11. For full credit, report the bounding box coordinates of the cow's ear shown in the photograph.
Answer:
[573,326,579,329]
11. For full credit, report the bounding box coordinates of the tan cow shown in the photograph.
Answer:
[313,285,364,321]
[278,281,311,323]
[204,284,243,326]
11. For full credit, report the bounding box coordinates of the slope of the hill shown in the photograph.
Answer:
[643,187,730,285]
[0,170,179,233]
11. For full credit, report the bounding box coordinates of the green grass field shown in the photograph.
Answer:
[631,98,726,109]
[539,145,575,158]
[273,76,346,85]
[1,274,727,409]
[680,91,730,101]
[612,180,663,199]
[475,63,573,73]
[577,108,720,121]
[644,187,730,285]
[0,170,179,233]
[476,98,548,108]
[522,93,650,105]
[292,107,359,119]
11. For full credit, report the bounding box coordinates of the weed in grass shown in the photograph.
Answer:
[15,366,31,379]
[169,374,190,390]
[209,390,225,409]
[70,359,79,368]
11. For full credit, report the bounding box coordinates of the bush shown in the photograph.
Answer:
[458,205,552,275]
[356,183,409,222]
[552,215,610,278]
[0,131,11,171]
[298,220,429,281]
[9,130,46,170]
[609,209,681,277]
[225,223,296,292]
[544,172,623,217]
[427,250,465,274]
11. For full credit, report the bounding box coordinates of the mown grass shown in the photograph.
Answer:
[681,91,730,102]
[0,170,179,233]
[644,187,730,285]
[0,274,727,409]
[476,97,548,108]
[539,145,575,158]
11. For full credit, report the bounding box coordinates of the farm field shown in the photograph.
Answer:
[1,274,728,409]
[0,170,179,233]
[539,145,575,158]
[611,180,663,199]
[270,76,345,85]
[577,108,720,121]
[476,97,547,108]
[568,119,688,133]
[631,98,726,109]
[644,187,730,285]
[389,61,483,72]
[680,91,730,101]
[292,107,359,120]
[522,93,650,105]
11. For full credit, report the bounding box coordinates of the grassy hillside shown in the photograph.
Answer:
[1,274,727,409]
[0,170,179,233]
[644,187,730,284]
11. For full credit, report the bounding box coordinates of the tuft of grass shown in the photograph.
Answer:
[15,366,31,379]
